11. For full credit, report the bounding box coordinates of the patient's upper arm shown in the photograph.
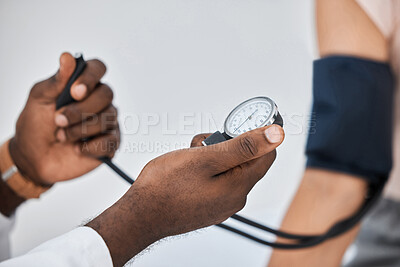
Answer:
[316,0,389,61]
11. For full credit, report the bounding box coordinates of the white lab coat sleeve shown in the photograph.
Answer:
[0,213,15,261]
[0,226,113,267]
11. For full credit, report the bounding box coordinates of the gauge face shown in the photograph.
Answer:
[224,97,277,138]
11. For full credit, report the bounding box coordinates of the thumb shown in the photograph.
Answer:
[29,52,76,102]
[202,124,284,175]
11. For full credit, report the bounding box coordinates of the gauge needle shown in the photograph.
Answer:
[233,109,258,133]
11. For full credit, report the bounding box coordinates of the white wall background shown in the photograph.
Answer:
[0,0,315,266]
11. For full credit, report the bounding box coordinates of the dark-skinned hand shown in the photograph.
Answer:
[9,52,120,186]
[88,125,284,267]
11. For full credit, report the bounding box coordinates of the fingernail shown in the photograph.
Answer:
[72,84,87,99]
[55,114,68,127]
[265,125,283,144]
[56,129,66,142]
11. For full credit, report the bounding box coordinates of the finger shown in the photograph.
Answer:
[55,83,114,127]
[29,52,76,102]
[70,59,106,101]
[58,52,77,85]
[200,125,284,175]
[56,106,118,142]
[219,150,277,194]
[75,128,120,158]
[191,133,212,147]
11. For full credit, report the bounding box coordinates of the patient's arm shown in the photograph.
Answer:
[268,169,367,267]
[316,0,388,61]
[268,1,389,266]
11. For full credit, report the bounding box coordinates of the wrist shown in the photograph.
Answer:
[87,187,161,267]
[1,139,51,199]
[0,175,25,217]
[9,137,47,186]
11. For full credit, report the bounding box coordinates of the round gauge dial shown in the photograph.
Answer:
[224,97,277,138]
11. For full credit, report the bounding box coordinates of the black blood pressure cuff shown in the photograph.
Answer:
[306,56,395,184]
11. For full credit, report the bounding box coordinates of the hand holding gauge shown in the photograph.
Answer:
[197,95,381,249]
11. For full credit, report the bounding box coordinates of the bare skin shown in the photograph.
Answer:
[88,125,285,267]
[268,0,389,266]
[0,53,120,216]
[268,170,367,267]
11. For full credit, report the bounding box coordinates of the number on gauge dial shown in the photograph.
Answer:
[226,99,272,137]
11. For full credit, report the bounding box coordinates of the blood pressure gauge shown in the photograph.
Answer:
[202,96,283,146]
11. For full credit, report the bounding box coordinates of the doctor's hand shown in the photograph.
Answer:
[88,125,284,267]
[9,53,120,186]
